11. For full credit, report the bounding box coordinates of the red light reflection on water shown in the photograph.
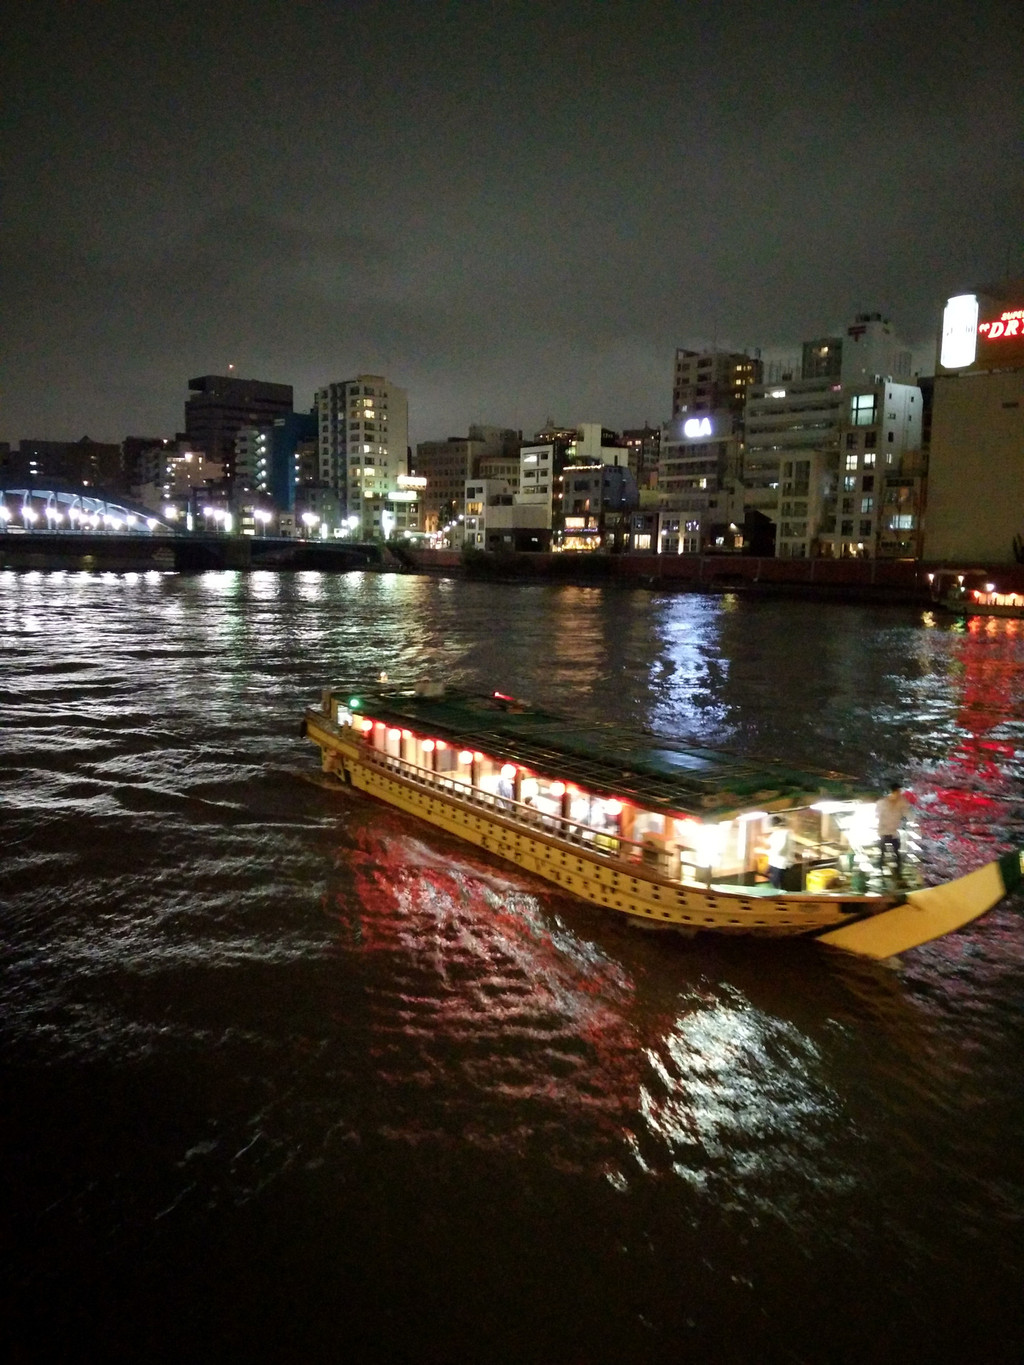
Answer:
[328,812,856,1194]
[916,616,1024,879]
[332,812,656,1169]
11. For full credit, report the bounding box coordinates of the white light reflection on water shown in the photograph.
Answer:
[647,594,731,741]
[294,570,329,602]
[248,571,285,601]
[622,992,851,1213]
[196,569,242,597]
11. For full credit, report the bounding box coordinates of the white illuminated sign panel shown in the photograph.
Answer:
[940,293,979,368]
[683,417,713,438]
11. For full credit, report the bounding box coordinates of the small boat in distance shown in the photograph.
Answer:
[301,683,1023,959]
[931,569,1024,619]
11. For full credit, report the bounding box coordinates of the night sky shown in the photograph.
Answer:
[3,0,1021,447]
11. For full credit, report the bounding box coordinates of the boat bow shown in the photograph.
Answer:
[818,847,1024,957]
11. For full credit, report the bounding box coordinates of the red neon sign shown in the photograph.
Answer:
[978,309,1024,340]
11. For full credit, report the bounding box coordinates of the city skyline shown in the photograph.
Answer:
[3,0,1020,448]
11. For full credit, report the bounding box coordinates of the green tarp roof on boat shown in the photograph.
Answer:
[338,685,868,819]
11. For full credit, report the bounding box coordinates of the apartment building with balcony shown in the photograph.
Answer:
[315,374,409,538]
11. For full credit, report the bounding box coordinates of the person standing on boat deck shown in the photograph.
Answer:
[766,816,791,890]
[876,783,912,878]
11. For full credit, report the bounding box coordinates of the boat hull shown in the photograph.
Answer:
[304,710,890,940]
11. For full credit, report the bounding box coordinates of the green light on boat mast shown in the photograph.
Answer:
[349,697,361,709]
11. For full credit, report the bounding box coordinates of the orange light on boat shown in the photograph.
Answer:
[473,752,483,762]
[605,799,623,815]
[422,740,435,752]
[501,764,517,780]
[549,781,565,797]
[436,740,447,750]
[360,719,374,733]
[459,751,474,764]
[401,730,412,740]
[387,729,402,742]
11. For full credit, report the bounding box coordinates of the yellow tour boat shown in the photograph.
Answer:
[301,682,1023,959]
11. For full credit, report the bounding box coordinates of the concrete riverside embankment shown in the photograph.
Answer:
[406,547,1024,604]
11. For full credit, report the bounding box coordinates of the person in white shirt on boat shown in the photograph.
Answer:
[766,816,791,889]
[876,783,912,878]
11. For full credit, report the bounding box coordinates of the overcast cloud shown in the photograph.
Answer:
[2,0,1021,446]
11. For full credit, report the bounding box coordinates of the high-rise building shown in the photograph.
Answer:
[744,377,846,520]
[8,438,125,492]
[123,436,173,493]
[800,316,912,386]
[131,440,223,519]
[315,374,409,537]
[185,375,293,488]
[801,337,843,380]
[745,372,923,560]
[235,410,318,511]
[672,350,762,417]
[414,432,493,535]
[622,425,661,488]
[737,307,923,560]
[840,313,912,385]
[815,379,923,559]
[653,412,745,554]
[413,424,517,534]
[234,427,272,499]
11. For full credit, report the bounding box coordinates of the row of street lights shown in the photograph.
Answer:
[0,503,160,532]
[163,503,365,540]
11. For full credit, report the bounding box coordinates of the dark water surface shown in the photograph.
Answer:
[2,569,1023,1363]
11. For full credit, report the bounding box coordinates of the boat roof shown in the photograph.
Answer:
[335,684,871,819]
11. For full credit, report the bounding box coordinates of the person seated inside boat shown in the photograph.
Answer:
[497,770,515,809]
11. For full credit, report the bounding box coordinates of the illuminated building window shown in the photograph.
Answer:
[851,395,877,425]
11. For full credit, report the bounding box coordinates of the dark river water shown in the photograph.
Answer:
[2,568,1023,1364]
